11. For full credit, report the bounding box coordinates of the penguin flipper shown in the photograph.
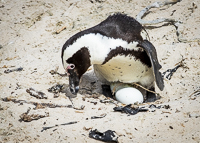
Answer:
[140,40,164,91]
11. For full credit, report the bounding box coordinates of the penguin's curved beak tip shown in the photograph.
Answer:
[70,86,79,95]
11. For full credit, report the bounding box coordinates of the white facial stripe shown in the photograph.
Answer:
[63,33,139,68]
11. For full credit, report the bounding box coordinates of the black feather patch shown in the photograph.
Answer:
[67,47,91,78]
[102,46,151,67]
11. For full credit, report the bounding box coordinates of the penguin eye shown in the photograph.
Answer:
[69,64,75,69]
[67,64,75,70]
[66,64,75,75]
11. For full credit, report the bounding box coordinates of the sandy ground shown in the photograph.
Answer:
[0,0,200,142]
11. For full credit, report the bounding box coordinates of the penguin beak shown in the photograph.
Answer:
[68,69,80,95]
[69,84,79,95]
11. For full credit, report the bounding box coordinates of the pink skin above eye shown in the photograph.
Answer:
[66,64,75,75]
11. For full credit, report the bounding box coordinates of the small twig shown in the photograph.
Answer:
[91,113,107,119]
[161,111,171,114]
[1,97,73,109]
[189,89,200,98]
[19,107,49,122]
[56,26,66,34]
[111,82,160,96]
[131,83,160,96]
[41,121,78,132]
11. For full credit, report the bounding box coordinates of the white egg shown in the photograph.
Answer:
[115,87,144,104]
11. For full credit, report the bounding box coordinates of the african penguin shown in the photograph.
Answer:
[61,13,164,95]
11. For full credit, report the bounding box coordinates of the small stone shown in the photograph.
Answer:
[169,126,173,129]
[188,111,200,118]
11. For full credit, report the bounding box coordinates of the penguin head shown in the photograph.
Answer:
[62,47,91,95]
[66,63,80,94]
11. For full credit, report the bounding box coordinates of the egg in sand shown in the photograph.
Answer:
[110,83,144,104]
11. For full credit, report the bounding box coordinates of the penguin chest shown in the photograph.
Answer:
[94,55,154,87]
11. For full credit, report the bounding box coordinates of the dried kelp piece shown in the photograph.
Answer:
[114,104,170,114]
[48,84,63,98]
[162,105,170,109]
[89,129,118,143]
[48,84,77,98]
[113,104,148,115]
[162,65,181,80]
[41,121,78,132]
[91,113,107,119]
[148,104,171,112]
[26,88,47,99]
[100,98,119,106]
[48,84,63,94]
[149,104,161,109]
[19,107,49,122]
[33,102,73,110]
[136,0,181,25]
[4,67,23,73]
[150,104,170,109]
[2,97,83,111]
[162,58,185,80]
[49,68,68,77]
[1,97,73,109]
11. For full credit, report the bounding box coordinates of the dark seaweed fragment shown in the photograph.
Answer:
[113,104,148,115]
[41,121,78,132]
[4,67,23,73]
[26,88,47,99]
[89,129,118,143]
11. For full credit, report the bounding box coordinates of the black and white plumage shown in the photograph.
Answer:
[61,13,164,95]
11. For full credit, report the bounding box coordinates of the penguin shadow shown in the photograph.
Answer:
[79,70,159,103]
[79,70,103,97]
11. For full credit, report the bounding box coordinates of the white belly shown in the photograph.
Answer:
[93,55,154,88]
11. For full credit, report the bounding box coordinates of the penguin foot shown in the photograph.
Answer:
[145,87,160,102]
[101,85,113,98]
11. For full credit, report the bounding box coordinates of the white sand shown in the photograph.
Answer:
[0,0,200,142]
